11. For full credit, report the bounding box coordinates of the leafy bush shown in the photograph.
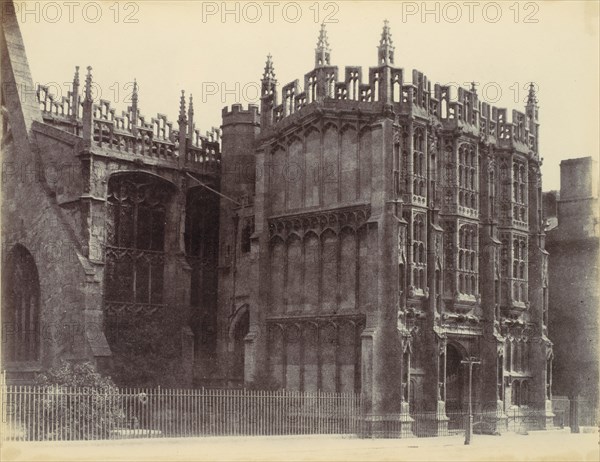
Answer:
[32,361,125,440]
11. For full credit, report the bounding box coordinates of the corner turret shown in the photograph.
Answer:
[315,23,331,67]
[260,54,278,128]
[377,19,395,66]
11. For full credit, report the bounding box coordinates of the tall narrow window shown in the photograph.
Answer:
[513,160,528,223]
[512,380,521,405]
[512,236,528,303]
[458,144,478,210]
[1,245,40,362]
[105,173,173,311]
[412,214,426,290]
[413,129,426,198]
[458,224,478,295]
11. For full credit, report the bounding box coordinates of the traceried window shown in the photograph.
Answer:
[457,224,478,295]
[412,214,426,290]
[512,160,528,223]
[413,128,426,197]
[1,245,40,362]
[104,173,173,310]
[458,144,477,209]
[512,236,528,303]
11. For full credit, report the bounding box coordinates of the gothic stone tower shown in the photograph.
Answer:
[218,22,553,436]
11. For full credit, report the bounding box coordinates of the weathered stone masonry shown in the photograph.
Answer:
[1,2,554,436]
[217,23,554,435]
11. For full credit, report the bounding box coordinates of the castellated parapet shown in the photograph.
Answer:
[222,104,260,126]
[258,25,539,160]
[36,69,221,176]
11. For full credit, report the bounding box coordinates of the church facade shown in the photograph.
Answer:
[2,2,553,436]
[215,23,554,434]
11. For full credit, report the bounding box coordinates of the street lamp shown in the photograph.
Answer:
[461,356,481,445]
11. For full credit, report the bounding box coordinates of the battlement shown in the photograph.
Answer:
[221,104,260,126]
[36,66,221,175]
[259,22,539,156]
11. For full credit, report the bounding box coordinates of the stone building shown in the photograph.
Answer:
[2,2,554,436]
[215,23,554,435]
[545,157,599,406]
[1,4,221,387]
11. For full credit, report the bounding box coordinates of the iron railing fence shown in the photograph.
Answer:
[408,405,563,437]
[4,384,593,442]
[552,396,599,429]
[1,385,362,441]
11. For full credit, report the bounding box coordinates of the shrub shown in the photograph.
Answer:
[32,361,125,440]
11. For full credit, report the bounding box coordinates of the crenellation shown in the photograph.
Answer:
[34,68,220,174]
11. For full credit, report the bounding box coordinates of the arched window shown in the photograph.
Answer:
[512,380,521,406]
[105,173,174,309]
[521,381,529,405]
[1,245,40,362]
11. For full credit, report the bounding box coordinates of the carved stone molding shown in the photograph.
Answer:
[105,301,164,316]
[268,204,371,239]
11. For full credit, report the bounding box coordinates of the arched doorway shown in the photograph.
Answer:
[446,343,464,412]
[1,245,40,362]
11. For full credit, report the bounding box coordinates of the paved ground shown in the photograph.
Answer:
[1,430,598,461]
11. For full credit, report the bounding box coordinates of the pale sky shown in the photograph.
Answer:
[16,0,600,191]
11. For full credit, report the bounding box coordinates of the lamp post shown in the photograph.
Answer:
[461,356,481,445]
